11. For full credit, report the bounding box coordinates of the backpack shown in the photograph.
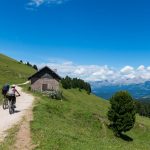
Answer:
[2,84,10,95]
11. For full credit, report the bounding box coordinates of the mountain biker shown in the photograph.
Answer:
[7,85,20,107]
[2,84,10,97]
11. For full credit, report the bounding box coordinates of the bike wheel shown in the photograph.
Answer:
[9,106,14,114]
[6,100,9,109]
[8,101,14,114]
[2,99,7,110]
[3,103,6,110]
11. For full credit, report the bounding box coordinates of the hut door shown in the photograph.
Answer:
[42,84,48,91]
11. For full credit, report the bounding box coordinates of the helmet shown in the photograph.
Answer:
[11,84,16,88]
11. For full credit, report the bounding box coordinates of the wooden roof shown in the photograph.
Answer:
[28,66,61,81]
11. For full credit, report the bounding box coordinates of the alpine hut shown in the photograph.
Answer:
[28,66,61,92]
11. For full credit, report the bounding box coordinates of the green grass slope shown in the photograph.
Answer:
[31,89,150,150]
[0,53,35,101]
[0,53,35,85]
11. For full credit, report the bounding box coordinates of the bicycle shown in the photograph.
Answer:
[2,96,9,110]
[8,95,20,115]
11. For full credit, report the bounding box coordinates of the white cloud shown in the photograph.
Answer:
[146,66,150,71]
[147,66,150,71]
[137,65,145,71]
[74,67,86,75]
[120,66,134,74]
[38,59,150,85]
[28,0,44,7]
[27,0,68,7]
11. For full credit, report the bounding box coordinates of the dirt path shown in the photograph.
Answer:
[0,86,34,143]
[14,104,34,150]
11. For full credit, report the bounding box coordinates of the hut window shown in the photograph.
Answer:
[42,84,48,91]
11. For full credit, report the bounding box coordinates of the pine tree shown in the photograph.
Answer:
[61,78,68,89]
[61,76,91,94]
[27,62,32,67]
[86,83,91,94]
[20,60,23,63]
[65,76,72,89]
[108,91,136,136]
[33,65,38,70]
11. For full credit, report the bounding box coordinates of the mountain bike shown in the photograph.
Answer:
[8,95,20,115]
[2,96,9,110]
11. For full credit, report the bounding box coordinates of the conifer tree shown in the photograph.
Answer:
[108,91,136,136]
[33,65,38,70]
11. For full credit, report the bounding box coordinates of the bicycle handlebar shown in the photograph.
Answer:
[16,94,21,97]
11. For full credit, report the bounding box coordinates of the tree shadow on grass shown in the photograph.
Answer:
[118,133,133,142]
[107,125,133,142]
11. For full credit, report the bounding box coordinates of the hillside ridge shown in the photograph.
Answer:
[0,53,35,102]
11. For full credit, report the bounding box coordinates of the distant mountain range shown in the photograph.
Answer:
[91,81,150,100]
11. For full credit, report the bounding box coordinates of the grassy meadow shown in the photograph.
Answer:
[31,89,150,150]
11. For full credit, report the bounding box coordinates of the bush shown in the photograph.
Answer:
[49,90,63,100]
[108,91,136,136]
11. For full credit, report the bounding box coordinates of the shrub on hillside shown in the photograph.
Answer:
[49,90,63,100]
[108,91,136,137]
[61,76,91,94]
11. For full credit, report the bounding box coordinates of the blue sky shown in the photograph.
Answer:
[1,0,150,83]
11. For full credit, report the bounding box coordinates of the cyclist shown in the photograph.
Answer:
[7,85,20,107]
